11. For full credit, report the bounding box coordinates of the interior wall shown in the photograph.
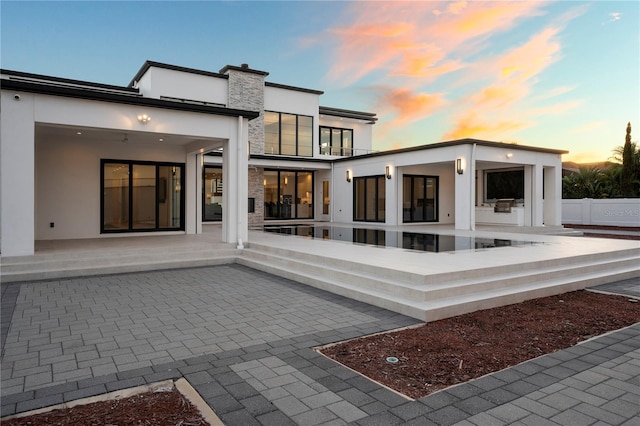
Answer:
[35,136,186,240]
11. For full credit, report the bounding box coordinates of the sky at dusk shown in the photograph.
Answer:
[1,1,638,163]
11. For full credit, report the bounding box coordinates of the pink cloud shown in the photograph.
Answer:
[318,1,584,142]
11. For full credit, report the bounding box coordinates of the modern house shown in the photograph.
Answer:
[1,61,567,257]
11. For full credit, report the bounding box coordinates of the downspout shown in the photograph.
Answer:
[470,143,477,231]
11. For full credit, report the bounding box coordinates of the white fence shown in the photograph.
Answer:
[562,199,640,227]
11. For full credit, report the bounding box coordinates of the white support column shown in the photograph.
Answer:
[454,148,474,230]
[532,164,543,226]
[543,165,562,226]
[524,164,544,227]
[185,152,199,235]
[195,153,203,234]
[222,116,248,247]
[1,92,36,256]
[222,139,236,244]
[385,163,399,226]
[236,116,248,247]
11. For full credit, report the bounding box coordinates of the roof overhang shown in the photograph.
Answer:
[2,72,259,120]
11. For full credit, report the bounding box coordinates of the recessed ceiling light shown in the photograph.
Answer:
[159,138,164,142]
[76,132,82,135]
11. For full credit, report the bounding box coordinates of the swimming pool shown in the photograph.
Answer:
[256,224,542,253]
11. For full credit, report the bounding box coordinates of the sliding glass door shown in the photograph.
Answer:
[102,160,184,232]
[353,175,386,222]
[263,170,314,219]
[403,175,438,222]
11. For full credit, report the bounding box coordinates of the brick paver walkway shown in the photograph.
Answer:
[1,267,639,425]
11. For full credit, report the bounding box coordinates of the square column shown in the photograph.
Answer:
[222,116,248,246]
[543,165,562,226]
[524,164,544,227]
[454,147,475,230]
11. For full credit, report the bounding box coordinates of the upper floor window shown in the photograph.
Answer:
[265,111,313,156]
[320,126,353,156]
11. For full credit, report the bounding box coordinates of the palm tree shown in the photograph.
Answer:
[562,166,607,199]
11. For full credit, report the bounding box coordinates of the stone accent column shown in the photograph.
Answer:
[220,64,268,225]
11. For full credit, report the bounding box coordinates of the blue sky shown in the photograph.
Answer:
[2,1,638,163]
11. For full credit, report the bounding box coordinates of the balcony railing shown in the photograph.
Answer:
[319,146,378,157]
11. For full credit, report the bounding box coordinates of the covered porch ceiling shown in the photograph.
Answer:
[35,123,226,151]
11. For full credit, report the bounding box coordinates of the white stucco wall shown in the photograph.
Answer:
[135,66,229,105]
[35,137,187,240]
[1,92,36,255]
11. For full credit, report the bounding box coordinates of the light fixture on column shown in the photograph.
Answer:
[137,114,151,124]
[385,165,392,179]
[346,170,351,182]
[456,158,464,175]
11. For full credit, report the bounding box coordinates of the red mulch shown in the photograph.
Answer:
[321,290,640,399]
[2,388,210,426]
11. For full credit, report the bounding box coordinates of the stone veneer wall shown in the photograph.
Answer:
[248,168,265,224]
[224,66,266,224]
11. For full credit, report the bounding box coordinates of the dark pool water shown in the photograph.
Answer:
[256,224,541,253]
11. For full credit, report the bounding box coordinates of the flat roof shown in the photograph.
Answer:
[333,138,568,163]
[1,70,259,120]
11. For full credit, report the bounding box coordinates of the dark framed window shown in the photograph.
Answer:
[101,160,184,233]
[485,168,524,202]
[203,166,223,221]
[403,175,438,223]
[264,169,314,219]
[320,126,353,156]
[265,111,313,156]
[353,175,386,222]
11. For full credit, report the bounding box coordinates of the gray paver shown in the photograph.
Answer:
[2,267,639,426]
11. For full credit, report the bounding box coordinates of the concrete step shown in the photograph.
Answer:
[0,248,240,283]
[238,244,640,321]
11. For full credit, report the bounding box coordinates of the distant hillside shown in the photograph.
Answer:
[562,161,618,173]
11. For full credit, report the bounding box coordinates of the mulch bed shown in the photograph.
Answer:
[2,387,210,426]
[320,290,640,399]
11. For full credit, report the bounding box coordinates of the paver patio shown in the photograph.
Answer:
[1,266,639,425]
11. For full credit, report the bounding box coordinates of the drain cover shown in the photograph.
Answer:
[386,356,399,364]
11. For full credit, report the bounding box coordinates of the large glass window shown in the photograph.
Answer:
[403,175,438,223]
[203,166,223,221]
[263,170,314,219]
[353,176,386,222]
[102,160,184,232]
[485,168,524,202]
[320,126,353,156]
[264,111,313,156]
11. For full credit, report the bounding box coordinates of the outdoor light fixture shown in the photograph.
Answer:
[137,114,151,124]
[385,165,392,179]
[346,170,351,182]
[456,158,464,175]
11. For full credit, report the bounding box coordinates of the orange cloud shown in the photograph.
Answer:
[378,87,446,125]
[444,112,529,140]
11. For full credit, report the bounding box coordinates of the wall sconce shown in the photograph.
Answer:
[456,158,464,175]
[345,170,351,182]
[137,114,151,124]
[284,176,288,185]
[385,165,392,179]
